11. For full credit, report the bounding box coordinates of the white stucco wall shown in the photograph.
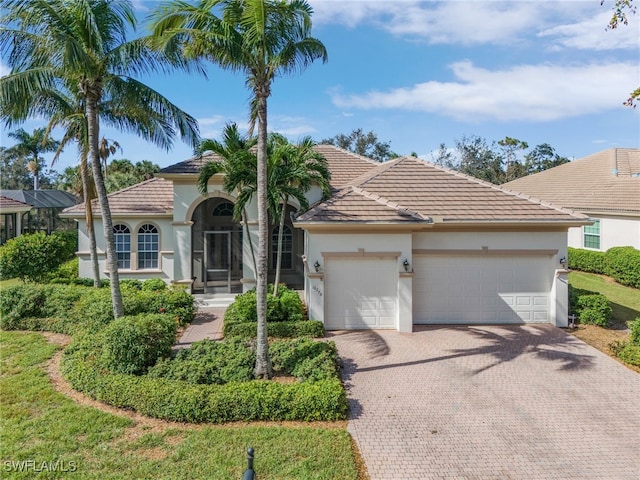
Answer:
[568,215,639,251]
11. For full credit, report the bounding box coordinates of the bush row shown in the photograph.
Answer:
[568,285,612,327]
[62,339,348,423]
[0,281,194,334]
[223,320,324,339]
[224,285,306,324]
[568,247,640,288]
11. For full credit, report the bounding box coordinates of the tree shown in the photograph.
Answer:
[5,128,59,190]
[497,136,528,182]
[99,138,122,182]
[268,135,329,295]
[430,143,456,169]
[603,0,639,107]
[151,0,327,379]
[455,136,505,184]
[197,122,259,274]
[1,0,200,318]
[322,128,398,162]
[523,143,570,174]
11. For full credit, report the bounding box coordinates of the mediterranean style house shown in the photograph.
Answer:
[504,148,640,251]
[62,145,590,332]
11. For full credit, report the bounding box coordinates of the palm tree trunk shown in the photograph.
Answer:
[80,155,101,287]
[86,93,124,318]
[254,91,272,379]
[272,200,287,297]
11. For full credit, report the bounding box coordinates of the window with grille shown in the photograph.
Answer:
[138,224,159,269]
[212,202,234,217]
[272,225,293,270]
[113,224,131,269]
[583,220,601,250]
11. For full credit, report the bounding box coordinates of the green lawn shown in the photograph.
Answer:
[0,278,21,289]
[569,271,640,327]
[0,331,359,480]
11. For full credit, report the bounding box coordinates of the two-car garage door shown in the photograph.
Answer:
[413,255,552,324]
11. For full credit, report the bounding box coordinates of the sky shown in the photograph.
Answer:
[1,0,639,173]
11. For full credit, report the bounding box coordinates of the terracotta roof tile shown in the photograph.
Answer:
[503,148,640,215]
[63,177,173,216]
[298,156,587,224]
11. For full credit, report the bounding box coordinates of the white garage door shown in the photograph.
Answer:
[413,255,551,324]
[325,257,398,329]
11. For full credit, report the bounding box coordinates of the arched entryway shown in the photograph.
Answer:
[191,198,243,293]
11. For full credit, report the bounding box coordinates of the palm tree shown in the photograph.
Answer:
[197,123,258,273]
[98,138,122,182]
[150,0,327,378]
[6,128,59,190]
[0,0,200,318]
[268,135,330,296]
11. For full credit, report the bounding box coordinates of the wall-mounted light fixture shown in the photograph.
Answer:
[559,256,567,268]
[403,259,410,272]
[314,260,321,273]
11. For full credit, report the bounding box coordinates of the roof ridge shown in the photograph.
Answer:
[345,156,406,187]
[317,144,383,166]
[107,176,164,197]
[350,184,427,221]
[419,158,588,219]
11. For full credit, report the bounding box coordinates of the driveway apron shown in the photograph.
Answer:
[329,325,640,480]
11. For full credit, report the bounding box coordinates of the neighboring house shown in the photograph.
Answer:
[504,148,640,251]
[0,189,78,238]
[0,195,31,245]
[62,145,589,331]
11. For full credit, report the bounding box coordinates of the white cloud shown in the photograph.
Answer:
[269,115,317,137]
[196,116,250,139]
[331,61,639,122]
[538,10,640,50]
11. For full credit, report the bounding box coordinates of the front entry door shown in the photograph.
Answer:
[204,231,231,293]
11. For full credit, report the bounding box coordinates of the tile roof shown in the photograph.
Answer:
[503,148,640,215]
[63,177,173,216]
[159,144,378,190]
[298,156,587,224]
[0,195,32,210]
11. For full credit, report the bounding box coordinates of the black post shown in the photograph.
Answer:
[242,447,255,480]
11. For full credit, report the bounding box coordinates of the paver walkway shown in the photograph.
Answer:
[328,325,640,480]
[175,307,225,348]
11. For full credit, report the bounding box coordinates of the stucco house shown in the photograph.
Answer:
[504,148,640,251]
[62,145,589,331]
[0,195,31,245]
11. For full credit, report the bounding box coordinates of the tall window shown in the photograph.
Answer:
[583,220,601,250]
[212,202,234,217]
[272,225,293,269]
[113,224,131,269]
[138,224,159,269]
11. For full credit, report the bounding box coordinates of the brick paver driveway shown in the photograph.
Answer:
[328,325,640,480]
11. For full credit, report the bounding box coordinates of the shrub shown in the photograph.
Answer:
[604,247,640,289]
[100,314,177,375]
[142,278,168,291]
[48,257,79,282]
[148,338,254,384]
[567,247,606,274]
[628,318,640,346]
[138,287,195,326]
[52,229,78,260]
[224,285,306,325]
[575,294,611,327]
[0,232,71,282]
[270,338,340,382]
[224,320,324,339]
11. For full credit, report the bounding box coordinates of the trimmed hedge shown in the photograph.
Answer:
[610,318,640,367]
[100,314,177,375]
[567,247,606,274]
[62,342,348,423]
[568,285,611,327]
[224,285,305,325]
[568,246,640,288]
[224,320,324,339]
[0,231,74,282]
[270,338,341,382]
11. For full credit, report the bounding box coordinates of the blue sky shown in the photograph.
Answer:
[1,0,639,172]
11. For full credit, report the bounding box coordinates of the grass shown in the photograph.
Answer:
[568,271,640,373]
[0,331,361,479]
[0,277,21,289]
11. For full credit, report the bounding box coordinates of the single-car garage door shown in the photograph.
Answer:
[325,257,398,329]
[413,255,552,324]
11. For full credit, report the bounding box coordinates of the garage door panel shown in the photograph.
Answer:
[414,255,551,324]
[326,258,398,330]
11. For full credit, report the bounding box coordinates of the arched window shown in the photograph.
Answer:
[138,224,159,269]
[212,202,234,217]
[272,224,293,270]
[113,224,131,269]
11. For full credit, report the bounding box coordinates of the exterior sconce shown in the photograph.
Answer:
[403,259,410,272]
[559,256,567,269]
[314,260,321,273]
